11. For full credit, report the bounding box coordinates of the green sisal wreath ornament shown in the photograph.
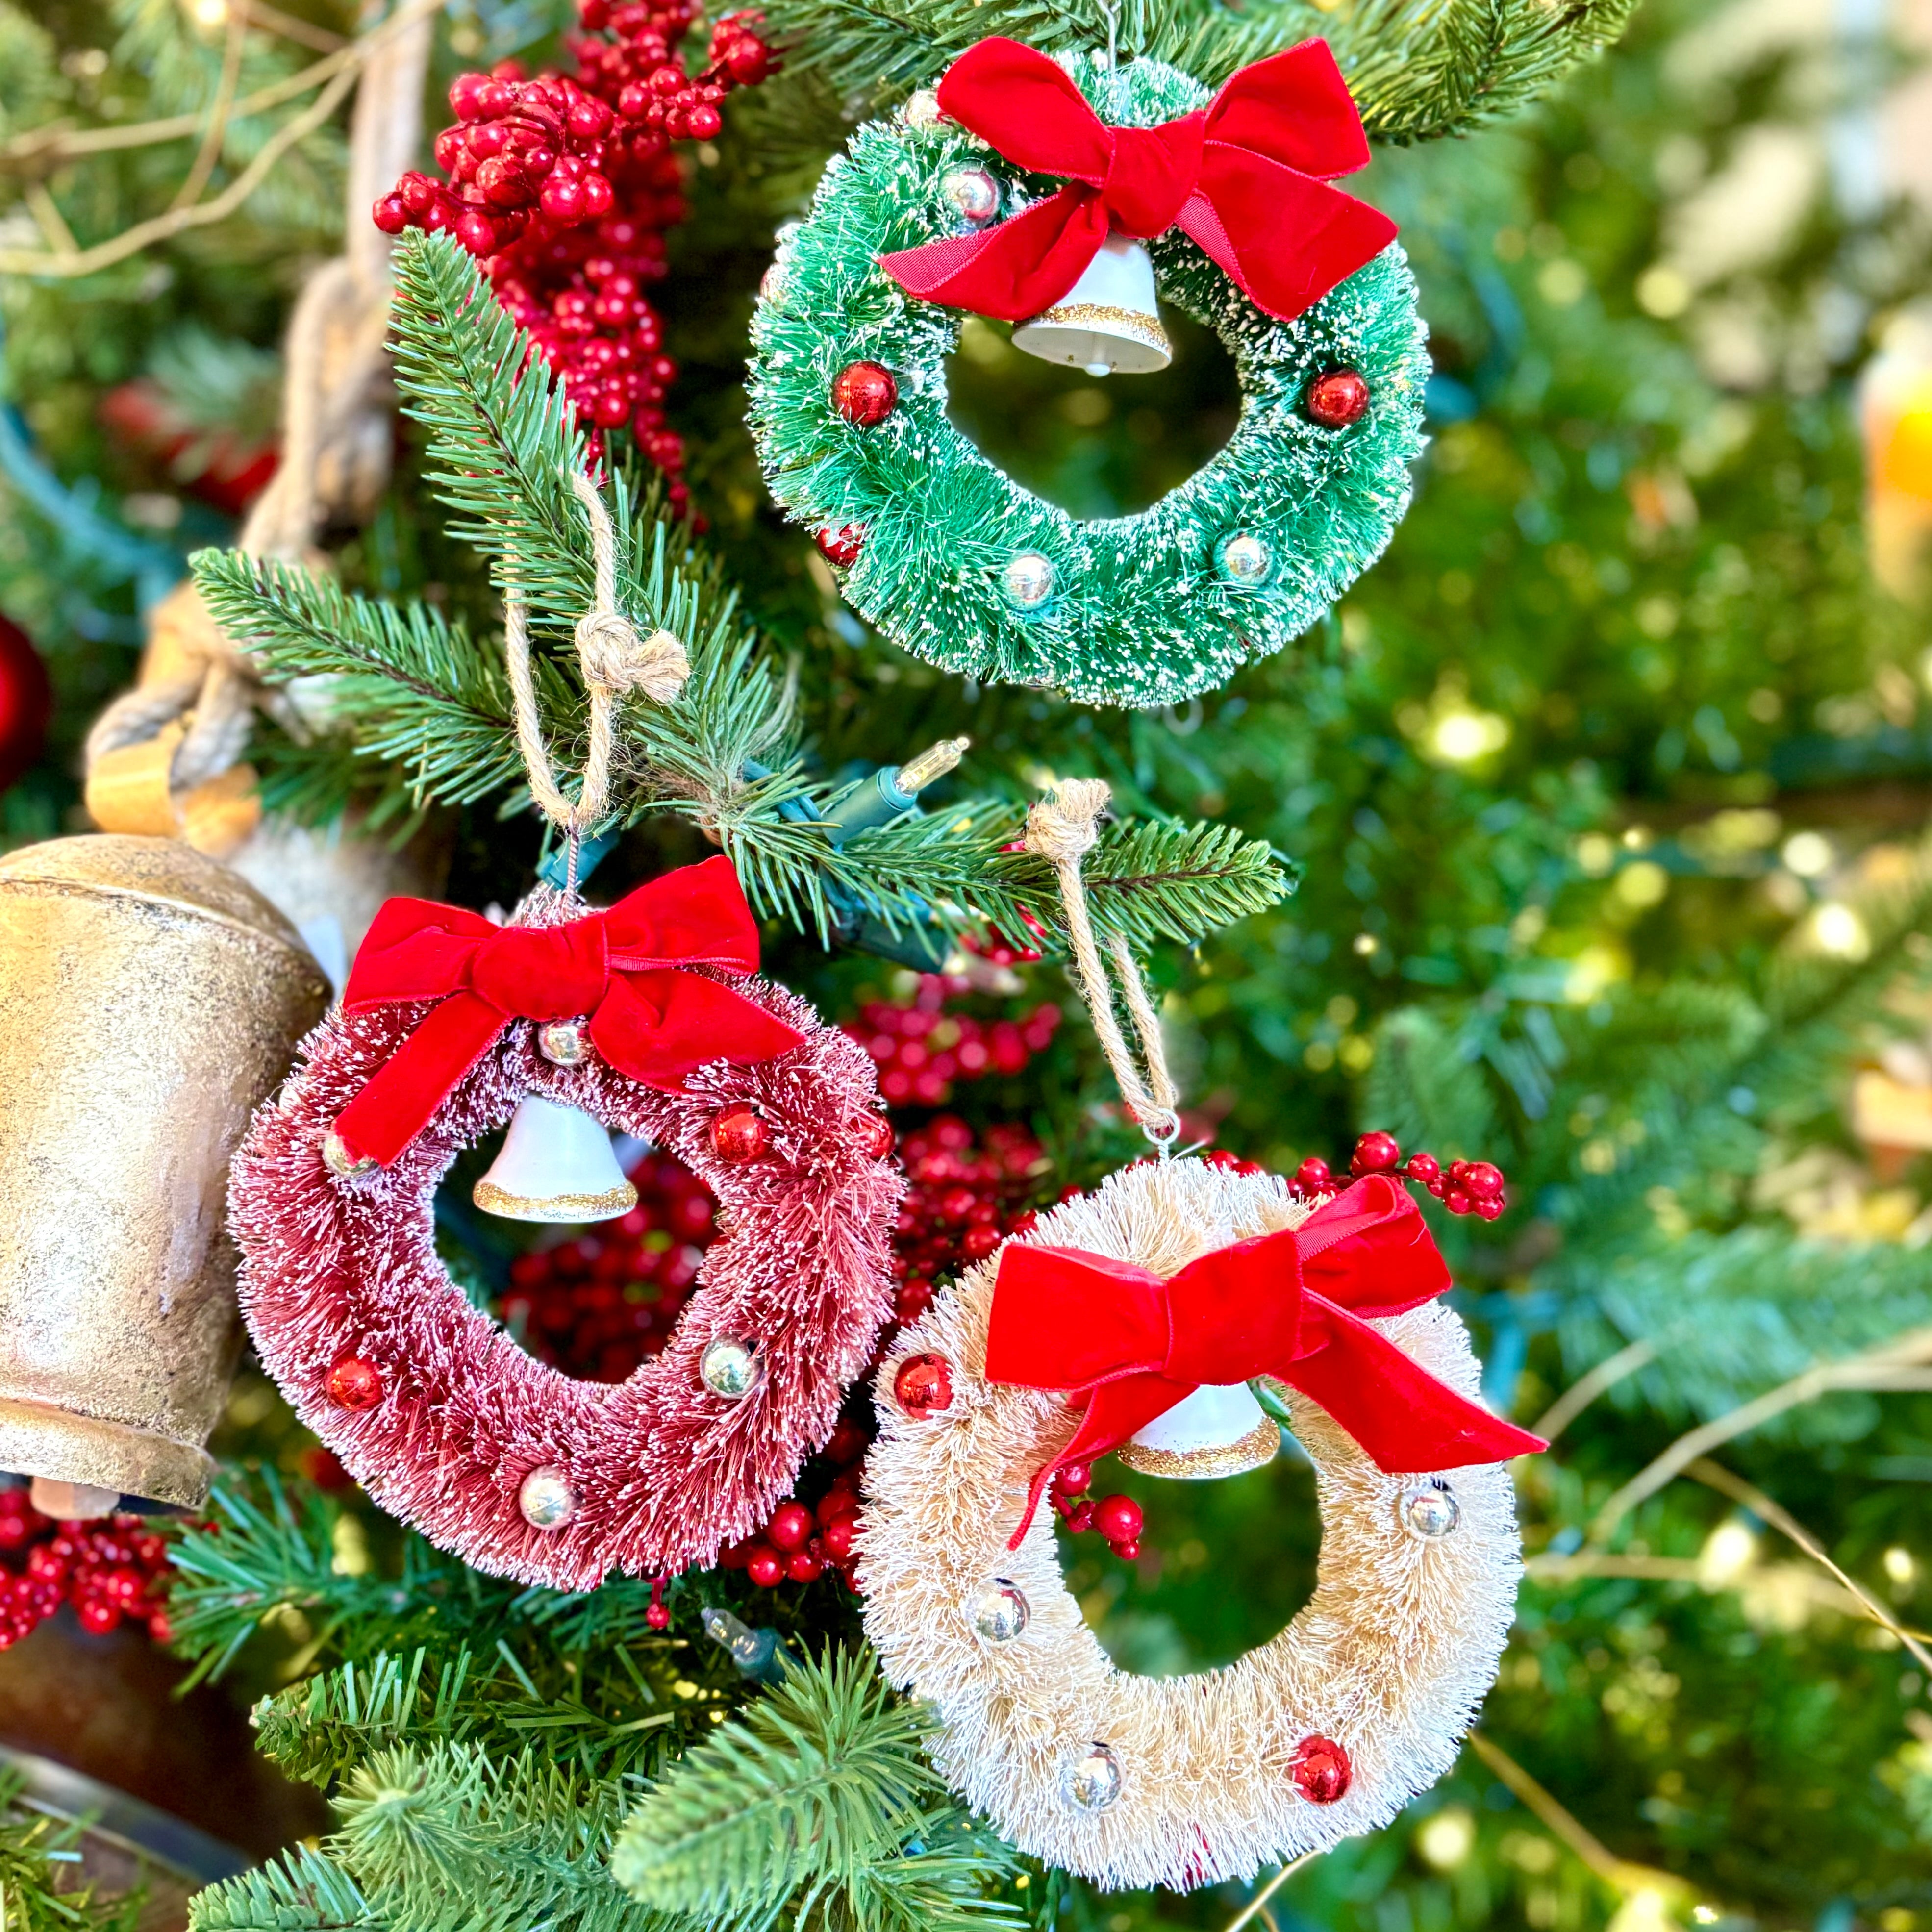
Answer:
[746,40,1430,710]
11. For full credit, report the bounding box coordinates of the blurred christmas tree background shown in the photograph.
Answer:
[7,0,1932,1927]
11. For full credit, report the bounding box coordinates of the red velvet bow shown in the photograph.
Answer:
[880,36,1397,326]
[330,855,804,1166]
[985,1174,1545,1545]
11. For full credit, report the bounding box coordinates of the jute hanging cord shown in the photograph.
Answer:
[1024,778,1180,1147]
[504,470,689,866]
[83,1,435,839]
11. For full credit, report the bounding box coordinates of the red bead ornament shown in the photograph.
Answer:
[1092,1494,1142,1544]
[744,1543,785,1587]
[893,1351,953,1418]
[1402,1151,1441,1187]
[326,1355,384,1412]
[816,525,864,567]
[831,361,898,426]
[710,1103,769,1162]
[820,1514,857,1561]
[1351,1131,1402,1176]
[1289,1733,1352,1804]
[1458,1160,1505,1200]
[856,1112,894,1159]
[1305,368,1370,428]
[645,1575,670,1629]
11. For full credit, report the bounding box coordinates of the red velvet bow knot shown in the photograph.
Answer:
[330,855,804,1167]
[880,36,1397,326]
[984,1175,1545,1546]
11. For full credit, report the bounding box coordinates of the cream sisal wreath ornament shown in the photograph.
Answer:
[858,777,1541,1890]
[860,1156,1535,1889]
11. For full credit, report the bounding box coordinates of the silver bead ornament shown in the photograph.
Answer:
[322,1130,376,1179]
[701,1335,758,1399]
[518,1465,578,1531]
[538,1019,592,1066]
[942,166,1000,227]
[966,1579,1030,1644]
[1398,1480,1461,1540]
[1218,532,1273,586]
[903,88,942,129]
[1003,551,1056,610]
[1063,1742,1123,1813]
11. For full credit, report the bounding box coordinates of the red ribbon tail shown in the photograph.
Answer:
[1006,1372,1190,1549]
[329,992,507,1167]
[1275,1301,1546,1471]
[881,189,1111,322]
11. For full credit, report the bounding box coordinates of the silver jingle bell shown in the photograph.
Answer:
[1063,1742,1123,1813]
[965,1579,1029,1644]
[1398,1480,1461,1540]
[941,166,1000,227]
[1218,532,1273,586]
[322,1129,376,1179]
[701,1336,758,1399]
[1003,551,1056,610]
[518,1464,578,1531]
[538,1018,592,1066]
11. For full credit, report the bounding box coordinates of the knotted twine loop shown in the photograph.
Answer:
[504,470,689,886]
[1025,778,1181,1151]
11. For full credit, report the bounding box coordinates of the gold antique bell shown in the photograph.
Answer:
[1012,233,1173,378]
[1115,1382,1280,1480]
[0,835,329,1513]
[473,1095,638,1224]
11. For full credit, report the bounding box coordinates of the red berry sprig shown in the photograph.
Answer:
[889,1115,1053,1327]
[0,1489,176,1648]
[1278,1132,1508,1220]
[1049,1463,1143,1561]
[848,974,1061,1108]
[722,1413,870,1592]
[373,4,773,510]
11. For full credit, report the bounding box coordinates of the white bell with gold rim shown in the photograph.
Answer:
[1115,1381,1279,1479]
[473,1095,638,1223]
[1012,233,1173,378]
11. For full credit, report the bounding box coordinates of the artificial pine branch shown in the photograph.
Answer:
[610,1649,1027,1932]
[754,0,1636,139]
[0,1769,146,1932]
[216,230,1289,959]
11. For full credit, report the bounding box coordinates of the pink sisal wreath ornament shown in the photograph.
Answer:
[228,485,902,1589]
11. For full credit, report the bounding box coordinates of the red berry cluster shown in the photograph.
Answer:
[1047,1463,1144,1560]
[502,1150,718,1382]
[848,975,1061,1108]
[0,1491,175,1647]
[720,1414,870,1591]
[373,3,771,509]
[889,1115,1054,1327]
[1266,1131,1508,1220]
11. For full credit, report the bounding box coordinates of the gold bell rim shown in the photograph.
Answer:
[0,1394,216,1511]
[1114,1413,1280,1480]
[471,1178,638,1222]
[1017,302,1173,357]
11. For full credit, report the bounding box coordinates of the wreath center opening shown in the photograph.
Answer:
[946,310,1239,521]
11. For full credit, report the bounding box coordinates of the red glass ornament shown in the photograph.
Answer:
[1092,1494,1142,1544]
[831,361,898,426]
[1290,1734,1352,1804]
[745,1544,785,1587]
[767,1500,813,1552]
[817,525,865,568]
[710,1104,769,1162]
[1305,368,1370,428]
[855,1112,894,1159]
[0,613,51,795]
[894,1352,953,1418]
[326,1355,383,1412]
[1351,1131,1402,1175]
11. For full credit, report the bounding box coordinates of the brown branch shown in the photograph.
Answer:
[169,2,249,214]
[1220,1852,1318,1932]
[1531,1337,1658,1443]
